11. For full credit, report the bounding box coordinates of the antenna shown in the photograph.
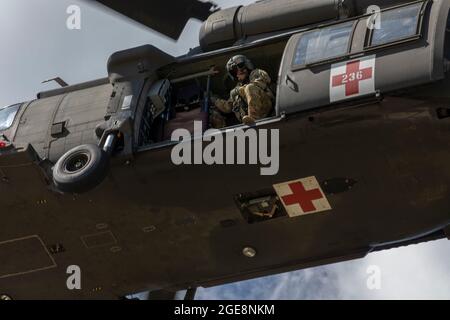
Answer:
[42,77,69,87]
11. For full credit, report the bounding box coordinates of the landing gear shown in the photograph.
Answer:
[52,143,110,193]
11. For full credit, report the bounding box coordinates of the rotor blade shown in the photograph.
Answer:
[88,0,217,40]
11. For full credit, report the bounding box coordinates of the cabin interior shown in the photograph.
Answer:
[136,39,287,147]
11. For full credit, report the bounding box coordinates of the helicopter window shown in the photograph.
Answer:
[293,21,354,67]
[369,2,423,47]
[0,104,20,131]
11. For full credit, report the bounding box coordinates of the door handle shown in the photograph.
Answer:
[285,75,299,92]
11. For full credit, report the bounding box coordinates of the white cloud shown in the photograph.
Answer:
[197,239,450,300]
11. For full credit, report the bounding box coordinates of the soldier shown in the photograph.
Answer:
[210,55,274,128]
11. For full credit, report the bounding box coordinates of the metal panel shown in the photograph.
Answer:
[13,95,64,159]
[48,84,112,162]
[0,236,56,279]
[277,1,435,115]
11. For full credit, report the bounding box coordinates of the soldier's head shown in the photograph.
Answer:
[227,55,254,82]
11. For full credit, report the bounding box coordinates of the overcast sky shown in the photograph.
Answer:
[1,0,450,300]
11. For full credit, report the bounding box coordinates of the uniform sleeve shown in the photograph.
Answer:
[249,69,271,88]
[214,89,237,114]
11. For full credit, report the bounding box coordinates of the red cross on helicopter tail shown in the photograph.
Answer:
[330,55,376,102]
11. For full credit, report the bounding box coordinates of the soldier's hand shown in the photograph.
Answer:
[242,115,256,126]
[215,99,233,113]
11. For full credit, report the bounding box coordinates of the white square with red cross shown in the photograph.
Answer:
[330,55,376,103]
[273,176,332,217]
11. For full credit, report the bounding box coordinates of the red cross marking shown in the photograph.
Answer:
[281,182,324,213]
[332,60,373,96]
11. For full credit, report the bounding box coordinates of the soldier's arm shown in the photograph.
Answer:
[213,91,235,114]
[249,69,271,88]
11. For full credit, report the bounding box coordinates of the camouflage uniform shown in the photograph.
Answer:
[210,69,274,128]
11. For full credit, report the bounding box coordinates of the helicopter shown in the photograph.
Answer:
[1,0,450,299]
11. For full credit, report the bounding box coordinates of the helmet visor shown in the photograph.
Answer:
[231,62,248,77]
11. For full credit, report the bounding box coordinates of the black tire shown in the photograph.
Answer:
[53,144,109,193]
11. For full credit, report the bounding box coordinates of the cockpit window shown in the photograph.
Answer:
[0,104,20,131]
[293,21,354,67]
[369,2,423,47]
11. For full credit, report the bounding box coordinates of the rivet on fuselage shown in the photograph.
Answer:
[242,246,257,258]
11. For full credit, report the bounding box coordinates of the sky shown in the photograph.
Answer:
[1,0,450,300]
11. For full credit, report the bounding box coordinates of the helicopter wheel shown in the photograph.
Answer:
[53,144,110,193]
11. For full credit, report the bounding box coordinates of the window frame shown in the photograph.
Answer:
[291,20,358,71]
[0,104,21,132]
[364,0,429,50]
[289,0,429,72]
